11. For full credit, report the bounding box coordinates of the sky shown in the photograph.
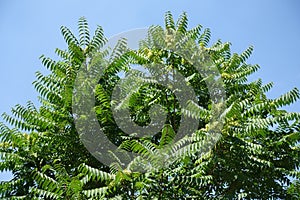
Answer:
[0,0,299,181]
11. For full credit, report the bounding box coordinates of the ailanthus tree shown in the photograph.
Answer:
[0,12,299,199]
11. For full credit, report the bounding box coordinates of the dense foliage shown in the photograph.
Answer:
[0,12,299,199]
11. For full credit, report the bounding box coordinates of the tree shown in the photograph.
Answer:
[1,12,299,199]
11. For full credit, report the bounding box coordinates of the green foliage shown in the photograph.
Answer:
[0,17,107,199]
[288,180,300,199]
[1,12,299,200]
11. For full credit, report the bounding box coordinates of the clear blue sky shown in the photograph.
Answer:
[0,0,299,181]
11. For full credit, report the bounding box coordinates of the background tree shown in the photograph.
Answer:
[1,12,299,199]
